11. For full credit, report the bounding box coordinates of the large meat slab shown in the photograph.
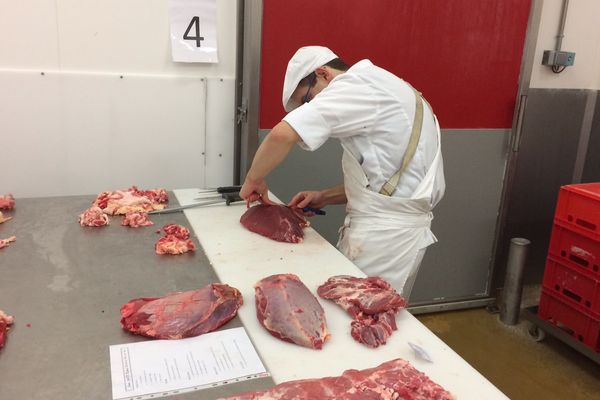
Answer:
[240,205,308,243]
[255,274,329,349]
[121,284,243,339]
[220,358,454,400]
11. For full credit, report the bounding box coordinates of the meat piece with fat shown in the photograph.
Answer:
[155,223,196,255]
[0,211,11,224]
[255,274,329,349]
[79,206,110,227]
[317,276,407,348]
[93,187,167,215]
[219,358,454,400]
[0,236,16,250]
[0,309,14,350]
[120,284,243,339]
[0,194,14,210]
[240,204,309,243]
[122,212,153,228]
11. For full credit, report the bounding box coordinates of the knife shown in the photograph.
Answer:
[197,185,242,194]
[150,193,243,215]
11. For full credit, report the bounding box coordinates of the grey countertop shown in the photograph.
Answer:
[0,194,273,399]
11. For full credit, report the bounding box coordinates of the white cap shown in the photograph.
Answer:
[282,46,338,112]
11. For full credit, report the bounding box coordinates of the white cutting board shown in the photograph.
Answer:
[175,189,508,399]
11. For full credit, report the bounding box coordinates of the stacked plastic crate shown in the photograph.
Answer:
[539,183,600,352]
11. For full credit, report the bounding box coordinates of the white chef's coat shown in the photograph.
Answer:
[283,59,444,206]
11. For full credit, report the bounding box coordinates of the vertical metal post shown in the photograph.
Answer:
[500,238,530,325]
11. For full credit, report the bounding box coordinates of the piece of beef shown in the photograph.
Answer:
[93,187,167,215]
[155,224,196,255]
[0,309,14,350]
[79,206,110,227]
[255,274,329,349]
[120,284,243,339]
[121,212,153,228]
[0,194,15,210]
[0,236,16,250]
[127,186,169,204]
[240,204,308,243]
[0,211,12,224]
[219,358,454,400]
[317,276,407,348]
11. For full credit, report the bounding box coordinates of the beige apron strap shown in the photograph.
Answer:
[379,87,425,196]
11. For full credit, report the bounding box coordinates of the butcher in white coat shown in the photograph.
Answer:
[240,46,445,300]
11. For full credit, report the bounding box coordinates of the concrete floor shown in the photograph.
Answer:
[417,308,600,400]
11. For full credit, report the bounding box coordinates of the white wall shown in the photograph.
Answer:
[0,0,237,197]
[530,0,600,89]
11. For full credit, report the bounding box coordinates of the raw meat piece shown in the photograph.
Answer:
[0,309,14,350]
[317,276,407,348]
[0,211,11,224]
[155,224,195,255]
[0,236,16,250]
[79,206,110,227]
[120,284,243,339]
[93,187,167,215]
[122,212,153,228]
[255,274,329,349]
[240,204,309,243]
[0,194,14,210]
[220,358,454,400]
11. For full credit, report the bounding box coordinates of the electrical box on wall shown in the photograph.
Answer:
[542,50,575,67]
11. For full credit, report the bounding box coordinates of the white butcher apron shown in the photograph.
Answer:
[337,120,442,297]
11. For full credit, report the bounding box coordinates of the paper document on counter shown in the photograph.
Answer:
[109,327,268,400]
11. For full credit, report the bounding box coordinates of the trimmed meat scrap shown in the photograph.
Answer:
[93,187,166,215]
[0,309,14,350]
[0,194,14,210]
[127,186,169,204]
[155,224,195,255]
[121,212,153,228]
[79,206,110,227]
[255,274,329,350]
[240,204,309,243]
[0,211,11,224]
[317,276,407,348]
[120,284,243,339]
[0,236,16,250]
[219,358,454,400]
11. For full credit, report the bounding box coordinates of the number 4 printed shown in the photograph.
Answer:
[183,16,204,47]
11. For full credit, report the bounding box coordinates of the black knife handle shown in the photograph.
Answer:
[217,185,242,194]
[224,193,243,205]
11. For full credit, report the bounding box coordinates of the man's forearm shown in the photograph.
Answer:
[321,184,347,205]
[246,121,300,182]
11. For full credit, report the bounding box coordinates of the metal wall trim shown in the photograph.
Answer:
[572,90,598,183]
[408,298,496,315]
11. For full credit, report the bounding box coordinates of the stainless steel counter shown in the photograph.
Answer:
[0,195,273,399]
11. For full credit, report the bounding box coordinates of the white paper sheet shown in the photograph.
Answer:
[109,327,268,400]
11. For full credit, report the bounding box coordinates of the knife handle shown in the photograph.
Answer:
[225,193,243,205]
[217,185,242,194]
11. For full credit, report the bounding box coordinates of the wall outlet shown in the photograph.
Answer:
[542,50,575,66]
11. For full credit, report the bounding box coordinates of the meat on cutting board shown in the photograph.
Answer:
[0,236,16,250]
[93,186,167,215]
[255,274,329,349]
[121,212,153,228]
[0,211,11,224]
[219,358,454,400]
[317,276,407,348]
[240,204,309,243]
[121,284,243,339]
[0,194,14,210]
[0,309,14,350]
[155,224,196,255]
[79,206,110,227]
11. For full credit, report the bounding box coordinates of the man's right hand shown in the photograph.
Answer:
[288,190,326,216]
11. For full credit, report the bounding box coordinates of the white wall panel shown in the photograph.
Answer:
[0,71,207,197]
[0,1,60,68]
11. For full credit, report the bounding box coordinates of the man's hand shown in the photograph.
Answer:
[240,177,273,207]
[288,190,326,216]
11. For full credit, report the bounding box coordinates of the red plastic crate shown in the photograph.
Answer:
[538,289,600,352]
[555,183,600,240]
[548,223,600,278]
[542,256,600,316]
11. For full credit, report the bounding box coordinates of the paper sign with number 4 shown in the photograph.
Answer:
[169,0,218,63]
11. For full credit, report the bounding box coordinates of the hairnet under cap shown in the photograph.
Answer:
[282,46,338,112]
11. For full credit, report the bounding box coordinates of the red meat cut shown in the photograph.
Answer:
[93,186,167,215]
[240,204,308,243]
[220,358,454,400]
[317,276,407,348]
[79,206,110,227]
[0,236,16,250]
[0,309,14,350]
[155,223,196,255]
[0,194,14,210]
[120,284,243,339]
[121,212,153,228]
[255,274,329,349]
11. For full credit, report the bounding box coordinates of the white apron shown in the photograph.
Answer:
[337,120,443,297]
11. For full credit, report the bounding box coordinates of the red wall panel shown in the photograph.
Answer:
[259,0,531,129]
